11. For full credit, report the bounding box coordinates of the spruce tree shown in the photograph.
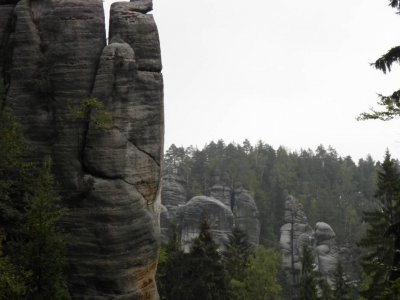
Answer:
[358,150,400,299]
[331,260,351,300]
[223,226,252,281]
[156,223,189,300]
[187,212,227,300]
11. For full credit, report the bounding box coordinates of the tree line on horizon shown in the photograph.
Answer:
[164,139,382,248]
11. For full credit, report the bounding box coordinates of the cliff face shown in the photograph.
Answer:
[0,0,163,299]
[160,175,260,251]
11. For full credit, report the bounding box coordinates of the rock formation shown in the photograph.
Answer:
[280,196,339,284]
[0,0,163,299]
[233,188,261,248]
[160,175,261,251]
[180,196,235,252]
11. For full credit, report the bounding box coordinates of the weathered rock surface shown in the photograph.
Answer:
[279,196,339,284]
[1,0,163,299]
[161,174,187,221]
[160,204,171,243]
[210,182,231,208]
[180,196,235,252]
[160,176,261,250]
[315,222,339,283]
[233,189,261,249]
[110,1,162,72]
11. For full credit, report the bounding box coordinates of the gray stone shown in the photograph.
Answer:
[110,2,162,72]
[315,222,339,283]
[129,0,153,13]
[161,174,187,221]
[160,204,171,243]
[210,183,231,208]
[315,221,336,243]
[181,196,235,252]
[279,196,339,285]
[233,189,260,249]
[1,0,163,299]
[284,195,308,224]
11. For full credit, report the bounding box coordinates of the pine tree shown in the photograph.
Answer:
[187,212,228,300]
[358,150,400,299]
[331,260,351,300]
[223,226,252,281]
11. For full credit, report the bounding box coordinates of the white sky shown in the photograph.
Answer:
[104,0,400,162]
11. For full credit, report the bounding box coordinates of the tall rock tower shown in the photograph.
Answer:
[0,0,163,298]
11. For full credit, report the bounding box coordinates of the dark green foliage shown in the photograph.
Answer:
[163,139,381,296]
[20,158,68,300]
[372,46,400,74]
[0,238,29,300]
[0,108,31,234]
[230,246,282,300]
[164,141,378,251]
[157,215,228,300]
[318,277,333,300]
[358,2,400,121]
[187,212,228,300]
[156,224,189,300]
[297,245,318,300]
[0,101,68,298]
[358,150,400,299]
[332,260,351,300]
[223,226,252,281]
[67,95,112,131]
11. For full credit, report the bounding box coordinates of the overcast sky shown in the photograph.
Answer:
[104,0,400,162]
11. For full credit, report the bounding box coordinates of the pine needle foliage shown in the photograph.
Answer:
[358,2,400,121]
[332,260,351,300]
[67,95,112,131]
[358,150,400,299]
[223,226,252,281]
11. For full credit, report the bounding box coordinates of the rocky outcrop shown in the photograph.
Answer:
[1,0,163,299]
[210,182,231,208]
[280,196,339,284]
[233,189,261,248]
[160,175,260,251]
[161,174,187,221]
[180,196,235,252]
